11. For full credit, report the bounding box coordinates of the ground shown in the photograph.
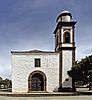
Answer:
[0,96,92,100]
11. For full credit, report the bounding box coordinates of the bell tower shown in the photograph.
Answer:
[54,10,77,91]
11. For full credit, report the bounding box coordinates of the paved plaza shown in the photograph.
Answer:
[0,96,92,100]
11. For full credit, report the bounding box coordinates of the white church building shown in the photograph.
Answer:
[11,10,77,93]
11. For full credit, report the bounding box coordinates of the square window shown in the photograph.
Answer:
[34,58,41,67]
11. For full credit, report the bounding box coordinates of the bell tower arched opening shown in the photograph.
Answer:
[63,32,70,43]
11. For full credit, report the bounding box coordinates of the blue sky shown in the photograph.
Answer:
[0,0,92,79]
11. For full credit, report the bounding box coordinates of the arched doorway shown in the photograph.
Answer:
[28,71,46,92]
[31,73,43,91]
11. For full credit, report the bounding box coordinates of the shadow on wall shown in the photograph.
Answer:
[53,86,59,92]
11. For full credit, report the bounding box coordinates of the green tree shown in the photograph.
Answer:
[68,55,92,90]
[0,77,12,89]
[2,79,12,89]
[0,77,2,81]
[0,77,3,88]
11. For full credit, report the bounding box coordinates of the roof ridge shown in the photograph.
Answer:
[11,49,56,53]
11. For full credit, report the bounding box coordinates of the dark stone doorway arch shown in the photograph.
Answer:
[28,70,47,92]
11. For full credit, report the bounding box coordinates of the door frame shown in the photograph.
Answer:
[28,70,47,92]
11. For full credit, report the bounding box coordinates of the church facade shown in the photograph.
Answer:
[11,10,77,93]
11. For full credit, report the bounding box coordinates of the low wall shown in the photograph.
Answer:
[76,87,89,91]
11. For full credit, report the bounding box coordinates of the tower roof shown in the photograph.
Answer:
[56,10,72,22]
[61,10,70,14]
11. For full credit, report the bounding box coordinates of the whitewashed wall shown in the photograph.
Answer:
[11,52,59,93]
[62,50,72,88]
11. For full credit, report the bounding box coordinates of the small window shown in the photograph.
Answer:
[34,58,41,67]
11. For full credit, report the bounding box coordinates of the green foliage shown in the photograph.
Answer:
[68,55,92,86]
[0,76,12,89]
[0,77,2,81]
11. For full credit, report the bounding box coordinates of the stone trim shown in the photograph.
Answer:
[53,21,77,34]
[72,49,76,67]
[28,70,47,92]
[59,51,62,87]
[11,50,58,55]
